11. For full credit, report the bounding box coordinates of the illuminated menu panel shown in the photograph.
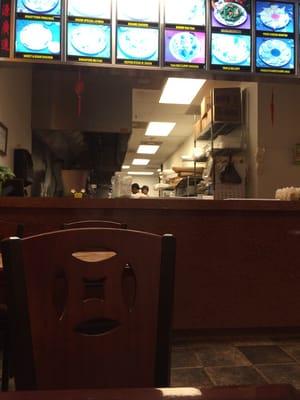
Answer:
[0,0,11,57]
[116,0,159,66]
[255,1,295,74]
[164,0,206,69]
[15,0,61,60]
[67,0,111,63]
[210,0,251,71]
[117,0,159,23]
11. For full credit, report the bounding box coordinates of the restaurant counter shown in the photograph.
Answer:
[1,197,300,331]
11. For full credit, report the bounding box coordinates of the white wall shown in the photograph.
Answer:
[256,82,300,198]
[0,65,32,169]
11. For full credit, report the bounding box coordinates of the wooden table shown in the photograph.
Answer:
[0,386,297,400]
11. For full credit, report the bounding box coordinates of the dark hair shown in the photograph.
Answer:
[141,185,149,192]
[131,183,140,190]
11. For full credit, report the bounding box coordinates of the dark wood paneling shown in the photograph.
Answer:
[1,198,300,330]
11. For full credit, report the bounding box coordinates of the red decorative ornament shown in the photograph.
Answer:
[1,3,10,17]
[1,38,9,51]
[1,20,9,35]
[74,70,84,117]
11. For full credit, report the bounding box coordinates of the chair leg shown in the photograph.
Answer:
[1,328,9,391]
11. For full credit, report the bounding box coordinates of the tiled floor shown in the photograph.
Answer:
[171,334,300,389]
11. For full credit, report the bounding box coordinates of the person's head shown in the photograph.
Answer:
[131,183,140,194]
[141,185,149,195]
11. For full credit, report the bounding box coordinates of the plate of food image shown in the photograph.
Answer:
[119,0,158,21]
[169,31,201,62]
[212,34,250,64]
[118,28,158,59]
[214,2,247,26]
[259,4,289,30]
[258,39,291,67]
[71,25,107,55]
[69,0,110,18]
[165,0,205,25]
[23,0,59,13]
[20,23,52,50]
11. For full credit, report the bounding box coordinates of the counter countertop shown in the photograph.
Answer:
[0,197,298,211]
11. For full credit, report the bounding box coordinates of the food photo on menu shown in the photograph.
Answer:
[16,0,61,15]
[211,0,251,29]
[67,23,110,59]
[116,26,159,62]
[117,0,159,23]
[164,0,205,26]
[211,32,251,66]
[256,1,294,32]
[164,29,205,65]
[68,0,111,19]
[256,37,294,70]
[15,19,60,55]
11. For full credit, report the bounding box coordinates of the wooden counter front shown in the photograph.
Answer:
[1,197,300,331]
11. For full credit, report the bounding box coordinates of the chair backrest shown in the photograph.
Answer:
[63,220,127,229]
[0,220,24,240]
[2,228,175,391]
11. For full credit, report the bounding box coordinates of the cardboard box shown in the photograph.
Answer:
[193,119,201,137]
[200,96,211,117]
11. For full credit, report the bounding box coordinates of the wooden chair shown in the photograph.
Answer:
[63,220,127,229]
[0,220,24,391]
[2,228,175,390]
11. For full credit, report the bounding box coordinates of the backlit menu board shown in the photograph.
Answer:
[67,0,111,63]
[255,1,295,74]
[116,0,159,66]
[164,0,206,69]
[210,0,251,71]
[15,0,61,60]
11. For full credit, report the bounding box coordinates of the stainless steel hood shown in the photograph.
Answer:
[32,68,132,133]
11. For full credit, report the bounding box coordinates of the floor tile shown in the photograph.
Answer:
[171,349,202,368]
[195,345,250,367]
[171,367,213,387]
[237,345,294,364]
[280,344,300,362]
[205,366,266,386]
[257,364,300,389]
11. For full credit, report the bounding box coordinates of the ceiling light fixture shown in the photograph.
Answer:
[145,122,176,137]
[128,171,154,176]
[132,158,150,166]
[122,165,130,169]
[137,144,160,154]
[159,77,206,105]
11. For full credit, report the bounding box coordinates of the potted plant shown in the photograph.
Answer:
[0,166,15,195]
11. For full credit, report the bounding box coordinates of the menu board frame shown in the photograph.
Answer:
[209,0,252,72]
[66,0,112,64]
[4,0,300,78]
[115,0,160,67]
[14,0,62,61]
[255,0,296,75]
[163,0,206,69]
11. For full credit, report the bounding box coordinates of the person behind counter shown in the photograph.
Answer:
[141,185,149,196]
[131,183,140,198]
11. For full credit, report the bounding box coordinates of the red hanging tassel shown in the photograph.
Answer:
[74,70,84,117]
[270,89,274,127]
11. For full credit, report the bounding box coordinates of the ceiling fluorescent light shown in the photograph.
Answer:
[145,122,176,137]
[122,165,130,169]
[132,158,150,166]
[137,144,160,154]
[159,77,206,105]
[129,171,154,176]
